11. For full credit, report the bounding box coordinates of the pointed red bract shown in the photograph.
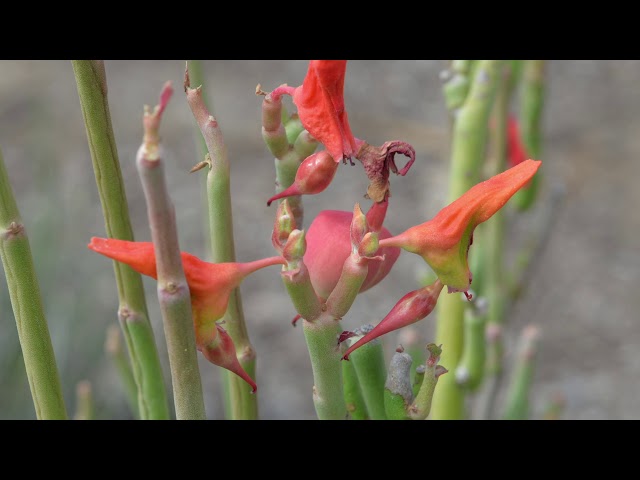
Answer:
[266,150,338,206]
[291,60,358,163]
[88,237,284,390]
[378,160,542,293]
[342,280,444,360]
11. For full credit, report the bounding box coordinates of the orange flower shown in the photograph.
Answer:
[378,160,542,293]
[88,237,285,392]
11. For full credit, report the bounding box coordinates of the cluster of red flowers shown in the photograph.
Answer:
[89,61,540,390]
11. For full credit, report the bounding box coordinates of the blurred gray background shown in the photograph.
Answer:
[0,60,637,419]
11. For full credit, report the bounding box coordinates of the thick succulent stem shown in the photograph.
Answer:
[73,381,93,420]
[347,326,387,420]
[105,325,139,418]
[432,60,503,420]
[502,325,540,420]
[72,60,169,420]
[342,358,369,419]
[0,148,67,420]
[185,67,257,419]
[136,83,206,420]
[303,313,347,420]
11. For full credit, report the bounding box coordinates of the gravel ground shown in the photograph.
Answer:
[0,60,637,419]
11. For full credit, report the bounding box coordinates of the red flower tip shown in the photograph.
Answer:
[378,160,542,293]
[291,60,358,163]
[199,325,257,393]
[342,280,444,360]
[305,207,401,300]
[266,150,338,206]
[507,116,528,168]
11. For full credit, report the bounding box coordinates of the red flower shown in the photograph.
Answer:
[378,160,542,293]
[268,61,416,202]
[508,116,528,168]
[88,237,285,392]
[278,60,359,163]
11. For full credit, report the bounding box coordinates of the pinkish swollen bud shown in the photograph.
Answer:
[343,280,444,360]
[266,150,338,206]
[305,206,400,300]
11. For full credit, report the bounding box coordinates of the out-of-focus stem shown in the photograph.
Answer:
[105,325,139,418]
[514,60,545,211]
[303,313,347,420]
[185,66,257,419]
[342,358,369,420]
[73,381,93,420]
[398,327,424,385]
[0,148,67,420]
[432,60,503,420]
[347,326,387,420]
[455,302,487,391]
[502,325,540,420]
[137,83,206,420]
[483,62,516,418]
[72,60,169,420]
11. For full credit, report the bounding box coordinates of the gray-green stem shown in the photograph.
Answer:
[432,60,503,420]
[0,147,67,420]
[136,87,206,420]
[185,68,257,419]
[72,60,169,420]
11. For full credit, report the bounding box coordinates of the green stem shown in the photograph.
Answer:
[432,60,503,420]
[185,70,257,419]
[410,344,447,420]
[455,306,487,391]
[105,325,139,418]
[72,60,169,420]
[302,313,347,420]
[73,381,93,420]
[0,148,67,420]
[343,358,369,419]
[348,326,387,420]
[136,87,206,420]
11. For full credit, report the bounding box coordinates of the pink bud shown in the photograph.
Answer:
[343,280,444,360]
[305,206,400,300]
[266,151,338,206]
